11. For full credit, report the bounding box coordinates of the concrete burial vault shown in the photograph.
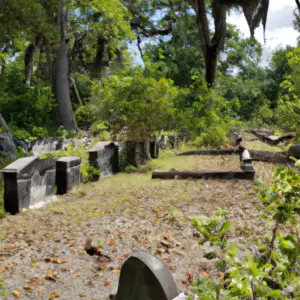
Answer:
[89,141,119,180]
[1,156,57,214]
[1,155,82,215]
[152,148,255,180]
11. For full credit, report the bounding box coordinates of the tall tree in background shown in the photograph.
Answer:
[55,0,77,131]
[186,0,269,87]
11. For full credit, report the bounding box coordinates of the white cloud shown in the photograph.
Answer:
[227,0,299,64]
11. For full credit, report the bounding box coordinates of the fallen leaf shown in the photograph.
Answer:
[104,280,111,286]
[156,209,165,218]
[13,290,21,297]
[44,258,53,263]
[156,248,165,254]
[113,269,121,274]
[111,248,118,253]
[161,240,171,248]
[202,271,208,277]
[37,291,43,296]
[187,273,193,280]
[32,263,39,268]
[108,239,115,246]
[0,267,5,273]
[53,257,61,264]
[98,273,103,277]
[75,271,81,277]
[70,249,76,255]
[98,263,107,270]
[49,292,60,298]
[163,258,172,264]
[60,268,68,273]
[164,233,174,241]
[23,286,34,292]
[45,271,60,281]
[63,259,69,263]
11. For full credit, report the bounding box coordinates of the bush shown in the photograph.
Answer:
[193,126,228,148]
[190,162,300,299]
[100,131,111,141]
[75,105,95,128]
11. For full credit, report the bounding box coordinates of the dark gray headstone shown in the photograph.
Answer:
[150,141,160,159]
[287,144,300,160]
[56,156,81,195]
[125,141,151,167]
[113,252,179,300]
[1,156,56,215]
[89,142,119,180]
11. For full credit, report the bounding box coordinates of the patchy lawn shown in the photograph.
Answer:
[0,151,277,299]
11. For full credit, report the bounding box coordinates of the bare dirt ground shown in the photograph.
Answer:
[0,151,277,300]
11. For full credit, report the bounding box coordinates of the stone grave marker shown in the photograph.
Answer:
[112,252,179,300]
[287,143,300,160]
[56,156,81,194]
[1,156,56,214]
[150,140,160,159]
[89,141,119,180]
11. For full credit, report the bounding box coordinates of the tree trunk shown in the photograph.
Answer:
[205,46,218,88]
[24,34,43,86]
[54,0,77,131]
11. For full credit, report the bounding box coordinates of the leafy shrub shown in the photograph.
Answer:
[91,121,108,133]
[124,165,138,173]
[191,162,300,299]
[75,105,95,128]
[100,131,111,141]
[192,126,228,148]
[32,126,48,139]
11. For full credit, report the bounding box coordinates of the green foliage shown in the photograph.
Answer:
[191,163,300,299]
[75,106,95,128]
[40,144,100,182]
[90,67,178,141]
[191,208,231,248]
[91,121,108,134]
[99,131,111,141]
[124,165,138,173]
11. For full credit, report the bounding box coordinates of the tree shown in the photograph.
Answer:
[186,0,269,87]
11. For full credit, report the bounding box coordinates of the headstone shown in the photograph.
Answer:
[150,140,160,159]
[125,141,151,167]
[112,252,179,300]
[287,144,300,160]
[1,156,56,215]
[56,156,81,195]
[89,141,119,180]
[240,149,255,173]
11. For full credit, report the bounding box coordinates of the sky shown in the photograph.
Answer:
[228,0,298,65]
[130,0,299,66]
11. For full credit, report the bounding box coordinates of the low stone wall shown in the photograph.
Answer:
[1,156,57,214]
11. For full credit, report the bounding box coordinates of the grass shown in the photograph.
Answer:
[0,149,279,299]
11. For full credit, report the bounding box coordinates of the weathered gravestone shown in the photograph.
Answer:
[150,140,160,159]
[56,156,81,195]
[287,144,300,160]
[112,252,179,300]
[124,141,151,167]
[1,156,56,215]
[89,142,119,180]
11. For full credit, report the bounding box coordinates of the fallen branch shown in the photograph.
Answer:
[248,150,287,164]
[249,130,294,146]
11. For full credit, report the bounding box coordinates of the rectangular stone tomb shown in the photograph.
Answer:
[56,156,81,195]
[1,156,56,215]
[88,141,119,180]
[152,148,255,181]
